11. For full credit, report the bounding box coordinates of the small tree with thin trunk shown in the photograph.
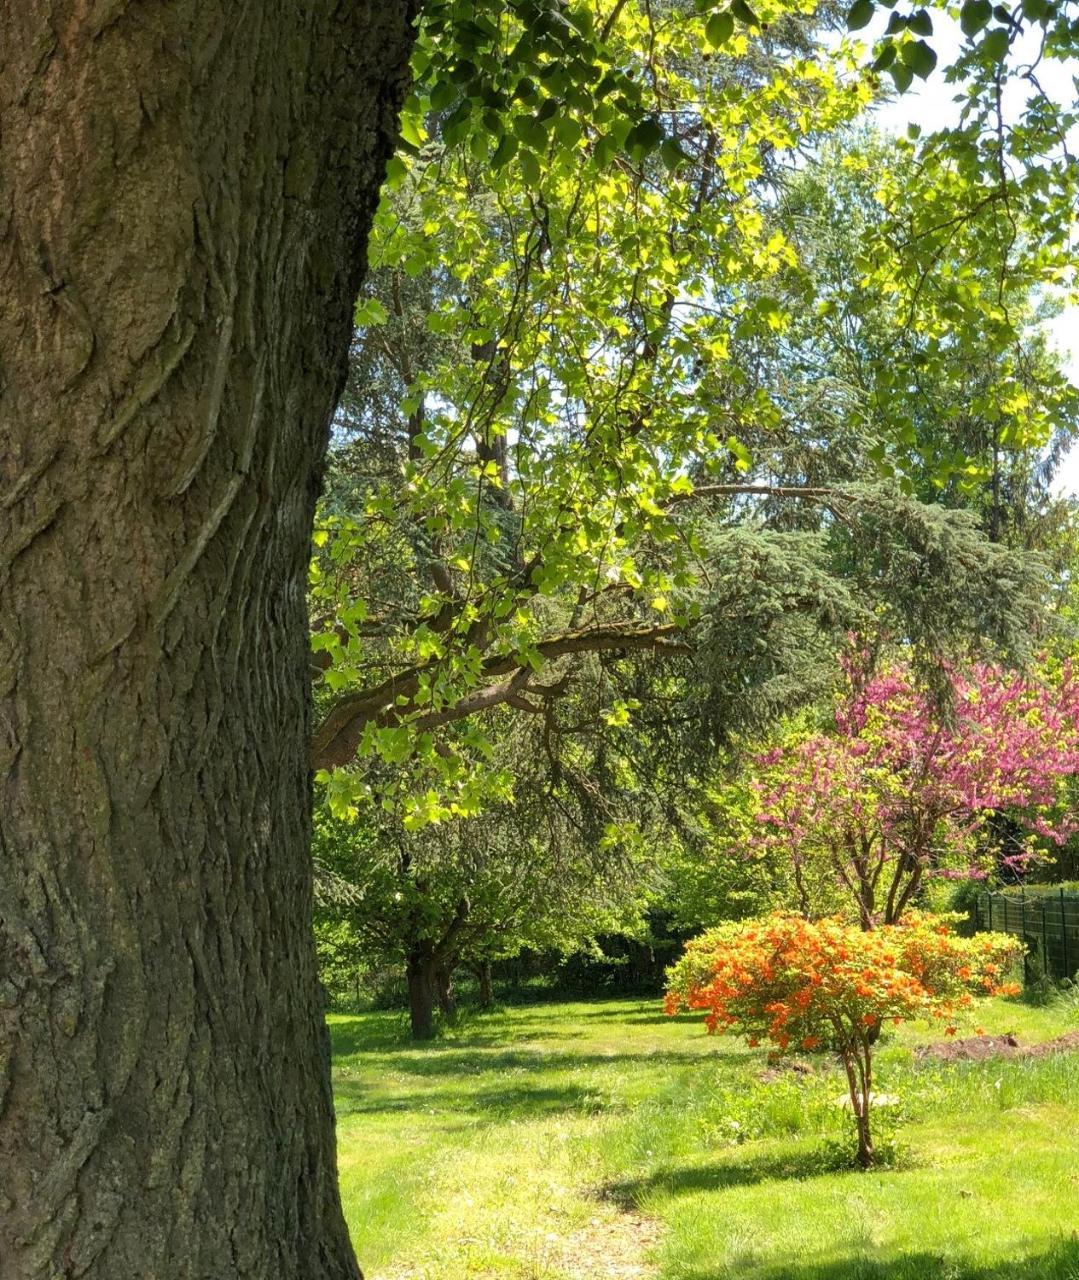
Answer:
[746,660,1079,928]
[666,912,1023,1167]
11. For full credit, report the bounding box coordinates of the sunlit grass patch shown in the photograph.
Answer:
[332,996,1079,1279]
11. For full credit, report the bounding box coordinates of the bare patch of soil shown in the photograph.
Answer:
[758,1059,815,1084]
[373,1208,660,1280]
[540,1211,661,1279]
[917,1029,1079,1063]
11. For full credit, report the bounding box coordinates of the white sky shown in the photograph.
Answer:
[863,15,1079,494]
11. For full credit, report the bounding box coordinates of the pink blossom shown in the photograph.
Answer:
[745,657,1079,927]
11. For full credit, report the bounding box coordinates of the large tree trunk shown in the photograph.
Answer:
[0,5,415,1278]
[406,946,438,1041]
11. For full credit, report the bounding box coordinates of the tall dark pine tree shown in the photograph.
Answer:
[0,5,415,1277]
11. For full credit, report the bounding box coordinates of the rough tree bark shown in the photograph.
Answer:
[0,4,415,1277]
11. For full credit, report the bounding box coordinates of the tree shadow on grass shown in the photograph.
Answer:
[333,1076,614,1123]
[600,1148,854,1209]
[619,1011,702,1026]
[334,1044,715,1084]
[328,1014,528,1056]
[333,1042,726,1125]
[680,1240,1079,1280]
[409,1046,707,1072]
[329,1011,628,1056]
[327,1002,711,1058]
[566,1004,697,1024]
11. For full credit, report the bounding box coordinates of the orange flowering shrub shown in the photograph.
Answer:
[665,911,1022,1167]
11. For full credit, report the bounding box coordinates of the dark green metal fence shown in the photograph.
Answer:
[975,889,1079,981]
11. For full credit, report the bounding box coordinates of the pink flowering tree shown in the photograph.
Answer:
[747,659,1079,930]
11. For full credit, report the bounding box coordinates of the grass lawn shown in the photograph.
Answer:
[330,995,1079,1280]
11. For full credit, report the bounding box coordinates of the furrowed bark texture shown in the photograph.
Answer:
[0,4,415,1277]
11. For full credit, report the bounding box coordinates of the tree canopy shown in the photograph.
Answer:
[306,1,1079,1041]
[309,0,1078,831]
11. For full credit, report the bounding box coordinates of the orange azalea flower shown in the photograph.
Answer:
[664,910,1022,1130]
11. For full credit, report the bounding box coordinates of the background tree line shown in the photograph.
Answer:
[308,21,1079,1035]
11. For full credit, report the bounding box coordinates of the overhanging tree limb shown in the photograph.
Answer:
[311,621,692,768]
